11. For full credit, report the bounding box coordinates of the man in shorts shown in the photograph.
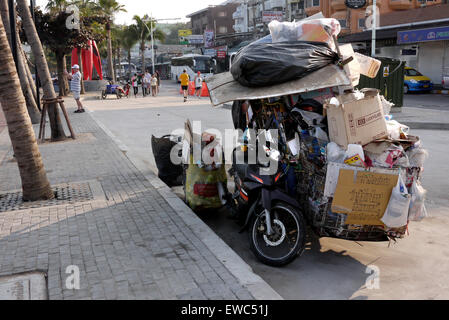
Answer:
[179,69,189,102]
[194,71,203,99]
[65,64,84,113]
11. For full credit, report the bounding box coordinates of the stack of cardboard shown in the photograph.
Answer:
[294,87,428,240]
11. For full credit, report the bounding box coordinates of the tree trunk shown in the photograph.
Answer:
[21,46,37,102]
[56,50,67,96]
[106,22,115,83]
[128,50,131,80]
[17,44,40,123]
[63,54,69,94]
[141,41,145,73]
[0,0,10,43]
[76,48,85,94]
[0,13,54,201]
[8,6,40,123]
[17,0,66,141]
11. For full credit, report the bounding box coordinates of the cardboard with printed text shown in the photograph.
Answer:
[331,169,399,225]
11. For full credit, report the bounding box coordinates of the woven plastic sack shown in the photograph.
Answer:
[185,155,227,210]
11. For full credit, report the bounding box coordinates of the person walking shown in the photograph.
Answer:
[155,71,161,95]
[139,73,146,97]
[144,71,151,97]
[194,71,203,99]
[179,69,189,102]
[65,64,84,113]
[151,74,158,97]
[131,73,138,97]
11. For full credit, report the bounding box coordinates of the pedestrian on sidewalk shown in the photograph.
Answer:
[144,70,151,97]
[65,64,85,113]
[139,73,146,97]
[151,74,158,97]
[155,70,161,95]
[180,69,189,102]
[131,73,138,97]
[194,71,203,99]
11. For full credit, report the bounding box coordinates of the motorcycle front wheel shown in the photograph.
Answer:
[249,203,306,267]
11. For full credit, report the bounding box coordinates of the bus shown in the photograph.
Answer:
[171,54,216,83]
[116,62,137,80]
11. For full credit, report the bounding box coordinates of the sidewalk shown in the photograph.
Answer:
[0,108,5,135]
[0,106,280,300]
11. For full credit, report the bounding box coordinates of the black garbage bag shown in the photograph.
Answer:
[151,135,183,187]
[230,41,338,87]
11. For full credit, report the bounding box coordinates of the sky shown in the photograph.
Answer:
[35,0,227,25]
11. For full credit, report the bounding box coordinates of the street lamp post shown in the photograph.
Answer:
[142,16,181,74]
[150,13,155,74]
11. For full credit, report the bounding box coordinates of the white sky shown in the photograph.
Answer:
[35,0,226,25]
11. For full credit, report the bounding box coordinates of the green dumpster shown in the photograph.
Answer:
[357,57,406,108]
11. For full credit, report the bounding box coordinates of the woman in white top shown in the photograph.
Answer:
[151,74,158,97]
[194,71,203,98]
[131,74,138,97]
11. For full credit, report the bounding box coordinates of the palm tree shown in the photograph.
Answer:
[45,0,68,14]
[0,0,40,123]
[132,14,165,73]
[97,0,126,83]
[119,25,138,79]
[17,0,67,141]
[0,14,54,201]
[0,0,10,41]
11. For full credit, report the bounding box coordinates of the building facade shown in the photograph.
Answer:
[187,3,241,38]
[304,0,446,35]
[329,1,449,86]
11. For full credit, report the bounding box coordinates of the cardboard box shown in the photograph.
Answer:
[325,89,388,148]
[331,169,399,226]
[339,44,361,87]
[354,52,381,79]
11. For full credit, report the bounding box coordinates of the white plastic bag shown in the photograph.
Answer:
[311,126,329,142]
[268,17,341,48]
[326,142,345,163]
[386,120,410,140]
[408,181,427,221]
[407,144,429,168]
[381,175,411,228]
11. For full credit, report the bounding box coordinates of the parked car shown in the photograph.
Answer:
[404,66,433,93]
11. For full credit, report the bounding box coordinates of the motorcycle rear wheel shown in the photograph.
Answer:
[249,202,305,267]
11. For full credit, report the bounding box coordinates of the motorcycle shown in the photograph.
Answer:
[227,138,307,267]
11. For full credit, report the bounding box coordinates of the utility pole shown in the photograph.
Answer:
[285,0,290,22]
[143,16,181,74]
[150,13,155,74]
[371,0,377,57]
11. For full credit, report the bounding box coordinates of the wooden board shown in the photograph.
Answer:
[205,64,351,106]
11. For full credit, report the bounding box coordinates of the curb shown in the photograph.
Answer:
[399,122,449,130]
[431,90,449,95]
[88,111,283,301]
